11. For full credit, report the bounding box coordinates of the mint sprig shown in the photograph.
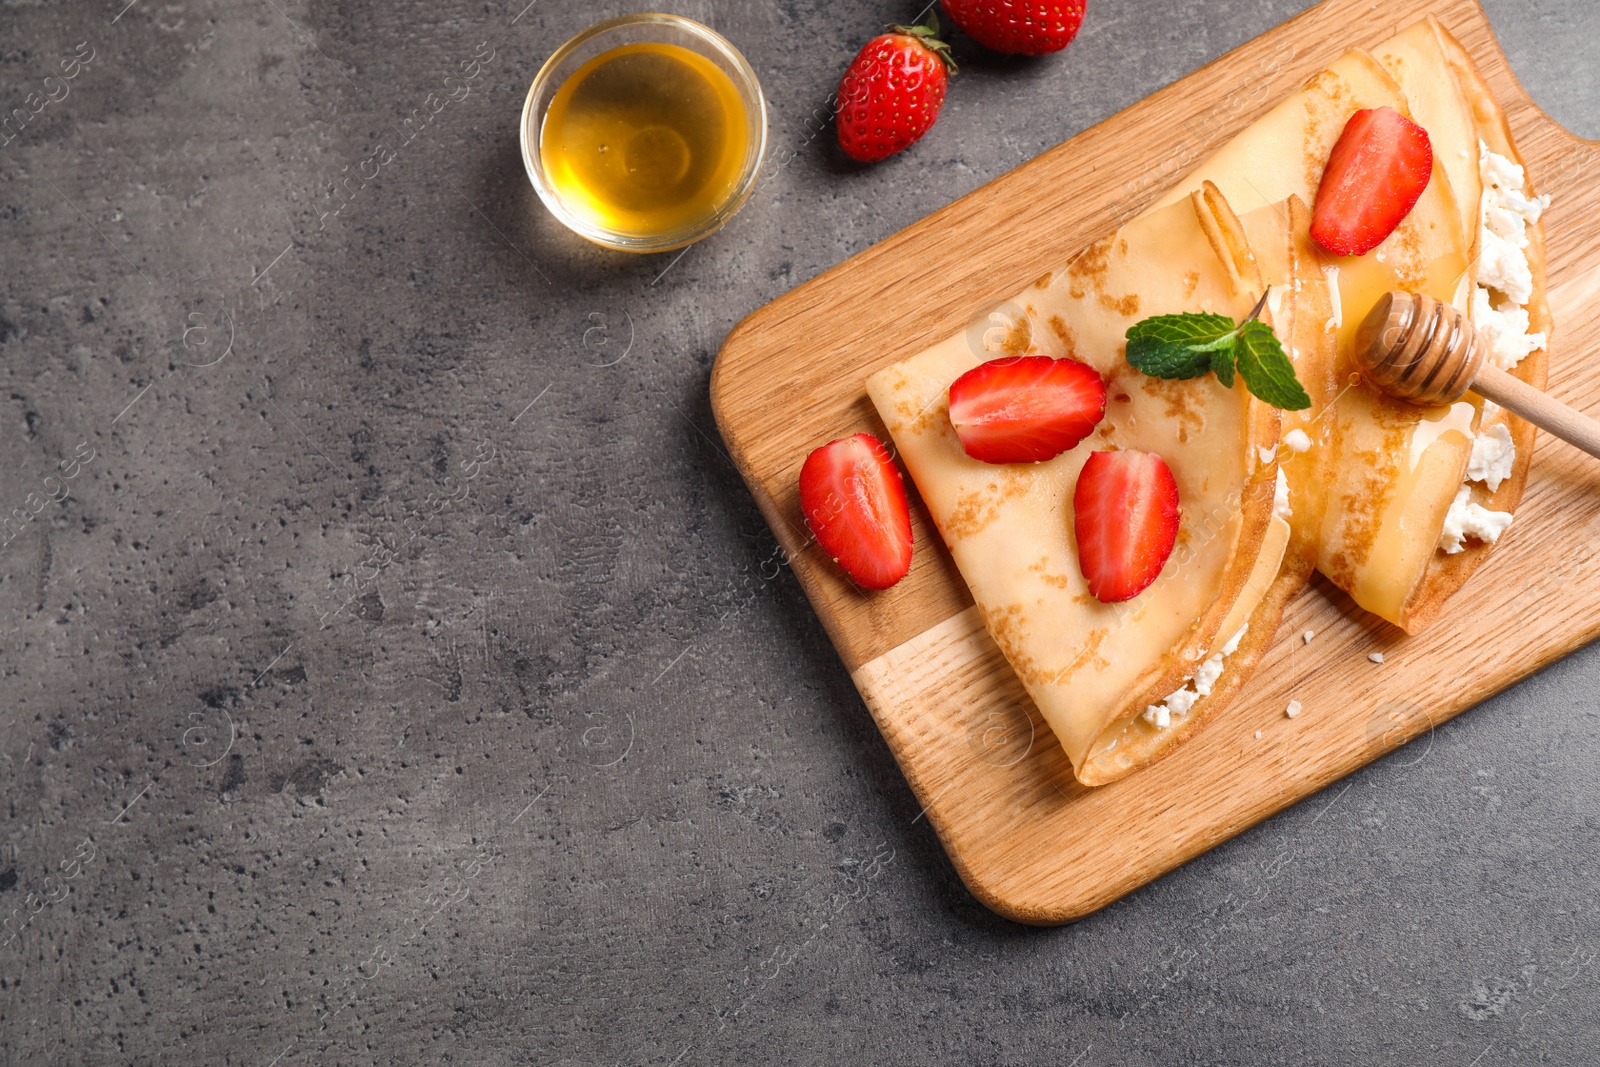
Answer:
[1234,318,1309,410]
[1124,294,1311,411]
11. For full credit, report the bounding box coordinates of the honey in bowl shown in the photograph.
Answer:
[539,41,751,241]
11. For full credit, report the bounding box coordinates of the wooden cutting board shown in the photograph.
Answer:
[710,0,1600,924]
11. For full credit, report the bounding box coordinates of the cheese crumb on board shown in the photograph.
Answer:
[1302,630,1314,644]
[1285,700,1302,719]
[1368,652,1385,665]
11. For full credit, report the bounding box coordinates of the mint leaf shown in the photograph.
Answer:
[1124,312,1236,379]
[1123,301,1311,411]
[1235,319,1311,410]
[1125,338,1211,378]
[1125,337,1211,378]
[1209,341,1236,388]
[1189,333,1240,353]
[1127,312,1238,347]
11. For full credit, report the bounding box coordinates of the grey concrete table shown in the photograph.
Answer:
[2,0,1597,1063]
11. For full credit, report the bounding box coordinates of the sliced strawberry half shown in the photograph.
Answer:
[799,433,913,590]
[1072,449,1180,603]
[947,355,1107,464]
[1310,106,1434,257]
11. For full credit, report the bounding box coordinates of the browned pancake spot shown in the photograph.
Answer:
[1303,123,1325,195]
[996,314,1033,356]
[1033,271,1054,289]
[1384,216,1429,291]
[1103,363,1138,392]
[1330,434,1402,576]
[1182,270,1200,298]
[1048,315,1079,358]
[1098,292,1141,317]
[1049,621,1111,683]
[1302,81,1350,192]
[991,598,1113,689]
[1303,67,1345,100]
[980,603,1050,687]
[1066,236,1115,300]
[906,395,953,436]
[1027,555,1074,590]
[943,474,1033,541]
[1322,547,1355,588]
[1141,376,1204,437]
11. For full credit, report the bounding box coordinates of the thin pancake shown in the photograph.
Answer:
[1241,195,1341,567]
[1375,18,1482,260]
[1079,195,1335,783]
[1400,21,1550,632]
[1149,45,1478,631]
[867,187,1281,785]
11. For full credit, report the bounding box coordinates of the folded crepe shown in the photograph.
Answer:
[867,185,1327,785]
[1406,20,1550,632]
[863,21,1549,786]
[1150,19,1549,632]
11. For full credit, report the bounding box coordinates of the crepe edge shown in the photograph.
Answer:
[1076,196,1328,787]
[1072,187,1288,785]
[1397,23,1550,635]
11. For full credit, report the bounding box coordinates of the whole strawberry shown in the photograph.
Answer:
[836,16,955,164]
[942,0,1086,55]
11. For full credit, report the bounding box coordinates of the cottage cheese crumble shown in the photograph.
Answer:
[1472,142,1549,370]
[1142,625,1248,730]
[1471,287,1544,371]
[1323,264,1343,332]
[1466,422,1515,492]
[1273,468,1291,520]
[1440,484,1514,554]
[1437,143,1546,555]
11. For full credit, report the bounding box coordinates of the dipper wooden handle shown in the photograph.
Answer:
[1354,290,1600,461]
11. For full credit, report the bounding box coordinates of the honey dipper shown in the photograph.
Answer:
[1354,290,1600,460]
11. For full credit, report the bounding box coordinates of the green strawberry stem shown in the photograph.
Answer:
[891,12,957,74]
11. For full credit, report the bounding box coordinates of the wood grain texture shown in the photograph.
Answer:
[710,0,1600,924]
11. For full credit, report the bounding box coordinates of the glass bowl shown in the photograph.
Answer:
[521,13,768,254]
